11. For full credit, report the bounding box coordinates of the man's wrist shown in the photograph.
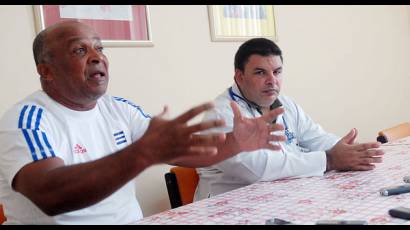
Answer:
[225,132,242,156]
[129,140,156,169]
[325,150,333,172]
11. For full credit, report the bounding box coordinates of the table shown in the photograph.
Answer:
[136,137,410,225]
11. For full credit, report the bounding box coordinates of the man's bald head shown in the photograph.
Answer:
[32,21,96,65]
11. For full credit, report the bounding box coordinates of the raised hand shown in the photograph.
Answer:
[326,128,385,171]
[231,101,286,152]
[134,102,227,165]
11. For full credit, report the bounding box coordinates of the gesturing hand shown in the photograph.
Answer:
[231,101,286,152]
[326,128,385,171]
[135,102,227,165]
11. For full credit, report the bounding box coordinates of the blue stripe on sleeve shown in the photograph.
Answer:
[26,105,36,129]
[32,130,47,159]
[18,105,54,160]
[114,131,124,136]
[113,97,151,119]
[22,129,38,161]
[116,140,127,145]
[137,107,151,119]
[115,135,126,141]
[34,108,43,130]
[41,131,55,157]
[18,105,29,128]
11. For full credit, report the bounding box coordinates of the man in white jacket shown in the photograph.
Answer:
[194,38,385,201]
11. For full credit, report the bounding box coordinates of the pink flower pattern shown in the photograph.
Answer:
[136,137,410,225]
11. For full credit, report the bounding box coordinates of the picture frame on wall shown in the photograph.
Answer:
[208,5,277,42]
[33,5,153,47]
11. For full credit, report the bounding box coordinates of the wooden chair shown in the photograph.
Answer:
[377,122,410,143]
[164,166,199,209]
[0,204,6,224]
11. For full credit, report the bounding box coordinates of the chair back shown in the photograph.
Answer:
[0,204,6,224]
[164,166,199,208]
[377,122,410,143]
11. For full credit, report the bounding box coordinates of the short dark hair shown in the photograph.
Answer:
[32,30,50,65]
[234,38,283,71]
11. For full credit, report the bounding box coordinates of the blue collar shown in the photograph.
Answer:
[228,86,282,117]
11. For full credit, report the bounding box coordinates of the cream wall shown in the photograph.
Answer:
[0,5,409,217]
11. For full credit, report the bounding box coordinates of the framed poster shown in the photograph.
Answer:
[33,5,153,47]
[208,5,277,42]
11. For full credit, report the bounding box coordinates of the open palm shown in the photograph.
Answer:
[231,101,286,152]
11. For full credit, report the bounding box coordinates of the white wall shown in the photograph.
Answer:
[0,5,409,217]
[277,5,410,138]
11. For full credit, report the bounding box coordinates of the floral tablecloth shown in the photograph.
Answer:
[136,137,410,225]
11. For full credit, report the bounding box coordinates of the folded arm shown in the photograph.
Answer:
[215,148,327,184]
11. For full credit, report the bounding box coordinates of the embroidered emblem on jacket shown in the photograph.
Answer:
[113,131,127,145]
[285,128,295,144]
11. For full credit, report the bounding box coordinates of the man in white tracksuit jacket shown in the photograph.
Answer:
[194,38,385,201]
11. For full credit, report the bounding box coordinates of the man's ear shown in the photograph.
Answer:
[234,69,244,83]
[36,64,53,82]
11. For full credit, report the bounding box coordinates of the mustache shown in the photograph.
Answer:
[262,87,279,93]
